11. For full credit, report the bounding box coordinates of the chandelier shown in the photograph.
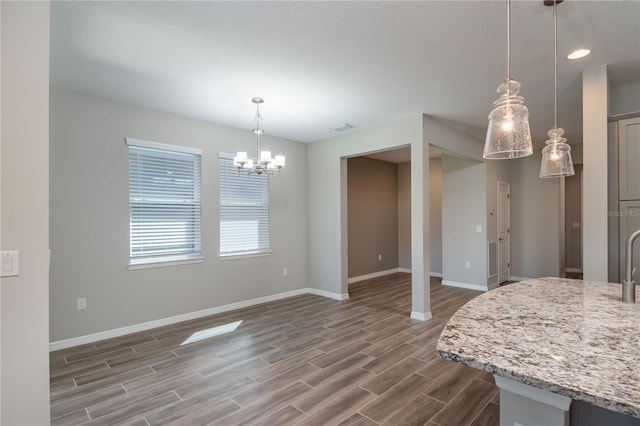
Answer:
[539,0,574,178]
[234,97,285,175]
[483,0,533,160]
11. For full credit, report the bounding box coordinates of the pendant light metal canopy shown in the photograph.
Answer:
[539,0,575,178]
[483,0,533,160]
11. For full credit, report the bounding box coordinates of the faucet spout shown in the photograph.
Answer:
[622,228,640,303]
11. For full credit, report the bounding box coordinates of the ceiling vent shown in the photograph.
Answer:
[331,123,355,132]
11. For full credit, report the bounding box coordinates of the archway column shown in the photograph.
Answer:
[410,133,431,320]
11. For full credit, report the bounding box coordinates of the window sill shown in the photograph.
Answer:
[128,255,204,270]
[219,251,272,261]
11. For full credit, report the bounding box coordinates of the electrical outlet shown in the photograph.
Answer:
[465,262,471,269]
[476,225,482,233]
[283,268,288,277]
[378,254,382,261]
[76,298,87,311]
[0,251,19,277]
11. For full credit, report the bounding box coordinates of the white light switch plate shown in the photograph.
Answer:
[1,251,19,277]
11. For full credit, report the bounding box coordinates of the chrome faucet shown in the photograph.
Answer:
[622,229,640,303]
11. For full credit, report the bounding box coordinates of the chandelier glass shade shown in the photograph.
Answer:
[539,0,574,178]
[234,97,285,175]
[483,0,533,160]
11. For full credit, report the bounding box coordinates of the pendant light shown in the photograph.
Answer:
[234,97,285,175]
[539,0,575,178]
[483,0,533,160]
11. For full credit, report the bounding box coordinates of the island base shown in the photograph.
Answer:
[494,375,640,426]
[494,375,571,426]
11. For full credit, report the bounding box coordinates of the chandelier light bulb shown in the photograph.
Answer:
[501,115,515,132]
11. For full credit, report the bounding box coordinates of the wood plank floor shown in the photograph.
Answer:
[50,274,499,425]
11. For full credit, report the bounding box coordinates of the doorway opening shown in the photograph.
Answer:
[497,181,511,284]
[565,165,583,279]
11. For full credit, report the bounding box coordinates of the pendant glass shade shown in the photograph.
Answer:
[539,127,574,178]
[483,79,533,159]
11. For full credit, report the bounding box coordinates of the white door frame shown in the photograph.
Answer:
[498,181,511,284]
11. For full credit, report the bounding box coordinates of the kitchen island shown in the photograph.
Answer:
[437,277,640,426]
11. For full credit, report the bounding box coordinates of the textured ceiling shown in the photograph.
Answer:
[50,1,640,147]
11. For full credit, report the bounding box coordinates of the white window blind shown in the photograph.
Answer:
[219,154,270,257]
[127,138,202,264]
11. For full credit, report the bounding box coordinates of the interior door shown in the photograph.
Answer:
[498,182,511,284]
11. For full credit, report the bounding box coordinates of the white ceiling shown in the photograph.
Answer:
[50,1,640,148]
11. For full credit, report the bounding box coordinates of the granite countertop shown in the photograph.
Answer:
[437,277,640,418]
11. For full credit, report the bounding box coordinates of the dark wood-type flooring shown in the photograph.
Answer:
[50,274,499,425]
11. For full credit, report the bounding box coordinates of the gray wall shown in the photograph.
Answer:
[508,151,562,279]
[347,157,399,277]
[565,165,583,271]
[398,162,411,270]
[398,158,443,275]
[1,2,51,423]
[610,82,640,116]
[50,89,308,341]
[441,156,487,286]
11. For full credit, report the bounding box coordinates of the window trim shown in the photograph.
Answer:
[128,254,204,270]
[218,152,271,259]
[127,137,203,268]
[126,137,202,156]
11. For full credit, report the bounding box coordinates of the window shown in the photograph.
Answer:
[219,153,270,257]
[127,138,202,266]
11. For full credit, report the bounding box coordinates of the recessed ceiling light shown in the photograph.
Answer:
[567,49,591,60]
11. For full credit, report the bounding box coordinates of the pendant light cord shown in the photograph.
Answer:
[553,1,558,128]
[255,103,261,155]
[507,0,511,81]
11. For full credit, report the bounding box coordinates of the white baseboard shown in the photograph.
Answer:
[510,276,533,282]
[50,287,338,351]
[346,268,441,281]
[307,288,349,301]
[565,268,583,273]
[442,280,488,292]
[347,268,405,284]
[410,311,433,321]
